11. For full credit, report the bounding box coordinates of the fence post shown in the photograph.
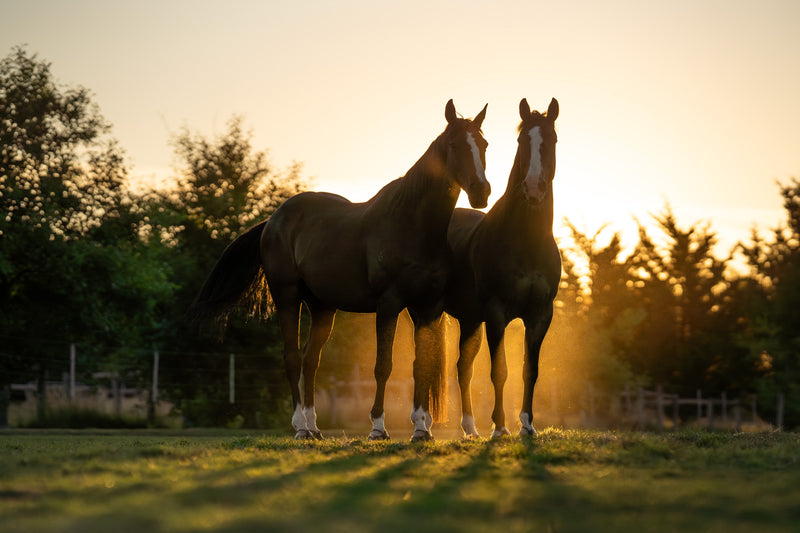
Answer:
[69,343,76,402]
[588,383,596,426]
[112,375,121,415]
[229,354,235,405]
[776,393,784,431]
[721,392,728,425]
[751,394,758,423]
[672,394,679,430]
[624,384,631,418]
[152,350,159,405]
[696,390,702,421]
[637,387,645,428]
[656,384,664,432]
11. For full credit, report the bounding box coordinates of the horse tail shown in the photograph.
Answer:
[186,220,271,335]
[429,313,449,423]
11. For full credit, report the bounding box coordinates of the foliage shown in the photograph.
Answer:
[1,429,798,532]
[0,47,174,394]
[154,115,307,428]
[1,45,798,430]
[734,179,800,427]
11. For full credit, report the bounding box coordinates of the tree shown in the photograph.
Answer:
[626,206,740,392]
[737,179,800,427]
[0,47,174,415]
[549,223,640,406]
[158,116,307,427]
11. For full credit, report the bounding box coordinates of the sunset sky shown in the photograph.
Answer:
[2,0,799,254]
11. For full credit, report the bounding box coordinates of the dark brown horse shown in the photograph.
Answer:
[188,100,490,440]
[444,98,560,438]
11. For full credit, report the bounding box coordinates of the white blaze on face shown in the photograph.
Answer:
[466,132,489,188]
[523,126,545,201]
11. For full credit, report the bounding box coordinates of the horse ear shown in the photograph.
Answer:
[547,98,559,121]
[519,98,531,121]
[473,103,487,129]
[445,99,457,124]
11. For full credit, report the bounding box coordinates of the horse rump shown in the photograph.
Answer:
[185,220,272,336]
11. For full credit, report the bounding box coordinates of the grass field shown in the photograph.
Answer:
[1,428,798,532]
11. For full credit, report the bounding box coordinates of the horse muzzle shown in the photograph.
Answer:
[467,181,491,209]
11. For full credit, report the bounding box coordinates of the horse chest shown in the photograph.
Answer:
[373,248,448,296]
[487,265,555,314]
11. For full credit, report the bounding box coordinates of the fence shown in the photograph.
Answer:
[2,342,791,432]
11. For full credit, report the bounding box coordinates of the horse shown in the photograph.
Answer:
[187,100,491,441]
[444,97,560,438]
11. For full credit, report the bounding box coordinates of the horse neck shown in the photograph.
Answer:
[491,157,555,243]
[396,136,460,230]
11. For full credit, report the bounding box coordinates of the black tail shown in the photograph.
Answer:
[186,220,271,334]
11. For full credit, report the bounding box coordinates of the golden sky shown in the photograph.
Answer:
[3,0,799,254]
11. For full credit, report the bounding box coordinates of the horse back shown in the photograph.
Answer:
[261,191,376,311]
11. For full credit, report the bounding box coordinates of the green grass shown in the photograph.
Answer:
[1,428,798,532]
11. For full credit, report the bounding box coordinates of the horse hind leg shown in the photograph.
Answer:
[276,298,309,439]
[302,307,336,439]
[456,322,482,438]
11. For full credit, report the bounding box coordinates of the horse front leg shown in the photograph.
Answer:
[368,308,399,440]
[410,313,446,442]
[519,306,553,437]
[456,322,482,438]
[301,308,336,439]
[485,318,510,439]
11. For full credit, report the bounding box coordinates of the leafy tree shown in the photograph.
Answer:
[549,223,640,405]
[158,116,306,427]
[0,46,174,414]
[737,179,800,427]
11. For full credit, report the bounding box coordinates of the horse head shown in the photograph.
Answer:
[512,97,559,207]
[442,99,491,208]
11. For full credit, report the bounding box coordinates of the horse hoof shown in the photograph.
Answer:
[310,429,324,440]
[411,430,434,442]
[462,432,480,440]
[519,427,538,437]
[368,429,390,441]
[491,427,511,439]
[294,429,314,440]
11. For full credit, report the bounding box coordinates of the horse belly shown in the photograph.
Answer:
[296,243,376,311]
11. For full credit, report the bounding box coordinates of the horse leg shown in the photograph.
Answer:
[302,308,336,439]
[519,306,554,437]
[410,313,445,442]
[368,308,399,440]
[276,299,308,439]
[456,322,482,438]
[485,318,510,439]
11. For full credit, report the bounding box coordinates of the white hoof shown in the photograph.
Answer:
[294,429,314,440]
[491,427,511,439]
[368,429,390,440]
[411,429,434,442]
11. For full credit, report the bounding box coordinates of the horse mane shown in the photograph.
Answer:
[517,112,544,133]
